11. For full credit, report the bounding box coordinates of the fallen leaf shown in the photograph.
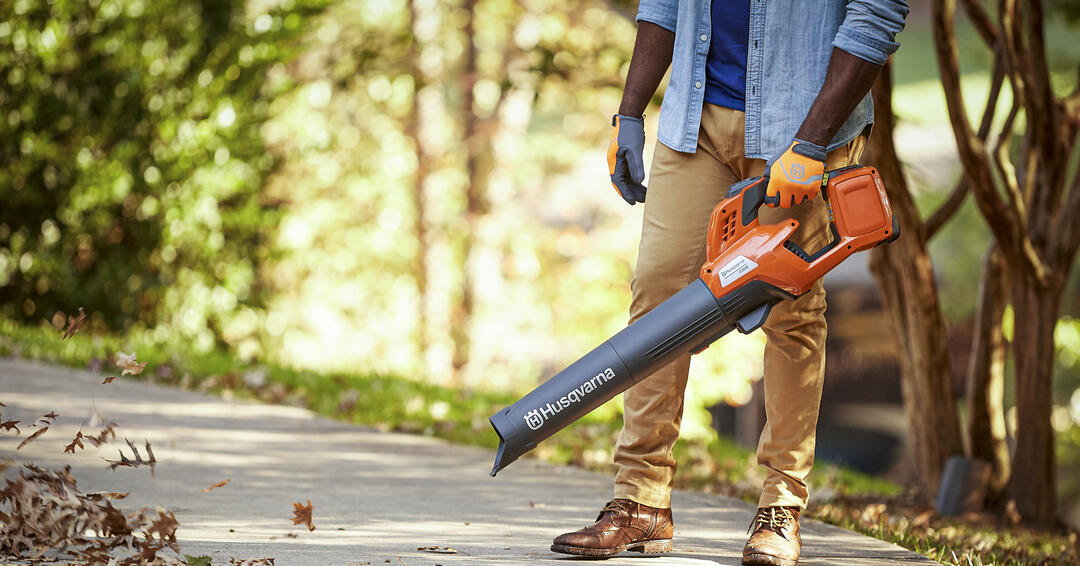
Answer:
[65,431,85,454]
[0,419,19,434]
[116,352,148,376]
[911,509,935,528]
[42,411,58,420]
[60,307,87,340]
[203,478,231,493]
[17,426,48,450]
[0,464,179,560]
[417,546,457,554]
[291,500,315,531]
[103,376,117,384]
[185,556,213,566]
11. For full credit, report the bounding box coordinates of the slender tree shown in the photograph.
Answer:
[933,0,1080,525]
[408,0,433,367]
[866,61,965,499]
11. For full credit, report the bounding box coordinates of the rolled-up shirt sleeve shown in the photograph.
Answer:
[833,0,909,65]
[636,0,678,33]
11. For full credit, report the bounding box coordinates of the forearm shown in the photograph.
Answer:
[618,21,675,117]
[795,48,885,146]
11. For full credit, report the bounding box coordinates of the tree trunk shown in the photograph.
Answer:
[449,0,494,384]
[930,0,1080,526]
[408,0,430,364]
[866,62,965,499]
[965,246,1010,496]
[1007,271,1062,525]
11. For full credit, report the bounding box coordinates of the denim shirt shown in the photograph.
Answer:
[637,0,909,159]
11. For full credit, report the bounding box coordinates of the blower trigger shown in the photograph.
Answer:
[735,303,772,334]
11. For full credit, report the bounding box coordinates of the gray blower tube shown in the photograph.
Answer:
[489,278,791,476]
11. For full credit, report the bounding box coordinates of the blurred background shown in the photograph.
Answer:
[2,0,1079,536]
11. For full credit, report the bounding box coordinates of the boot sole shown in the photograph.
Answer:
[742,552,798,566]
[551,538,673,557]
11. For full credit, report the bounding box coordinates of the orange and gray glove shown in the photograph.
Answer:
[764,139,828,208]
[607,114,647,205]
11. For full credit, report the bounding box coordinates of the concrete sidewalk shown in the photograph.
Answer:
[0,358,934,565]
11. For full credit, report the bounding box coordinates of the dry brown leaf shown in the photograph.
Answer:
[0,464,180,560]
[0,419,19,434]
[16,426,48,450]
[115,351,148,376]
[103,376,117,384]
[417,546,457,554]
[60,307,87,340]
[85,422,118,446]
[104,438,157,476]
[911,509,935,528]
[291,499,315,531]
[228,559,275,565]
[202,478,231,493]
[64,431,86,454]
[85,490,130,499]
[28,411,57,430]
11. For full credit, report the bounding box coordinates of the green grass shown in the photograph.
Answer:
[4,317,1078,565]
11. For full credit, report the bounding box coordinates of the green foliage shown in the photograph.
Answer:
[0,0,327,350]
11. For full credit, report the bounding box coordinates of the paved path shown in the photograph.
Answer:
[0,358,934,565]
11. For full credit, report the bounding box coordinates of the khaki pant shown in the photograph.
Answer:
[612,104,864,510]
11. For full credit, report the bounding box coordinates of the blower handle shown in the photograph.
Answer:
[722,166,869,264]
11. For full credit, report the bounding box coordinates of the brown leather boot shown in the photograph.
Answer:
[742,507,802,566]
[550,498,674,557]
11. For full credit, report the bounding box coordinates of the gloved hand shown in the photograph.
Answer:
[607,114,647,205]
[764,139,827,208]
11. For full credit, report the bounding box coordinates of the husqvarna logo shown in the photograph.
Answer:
[521,368,616,432]
[788,163,806,180]
[524,409,544,431]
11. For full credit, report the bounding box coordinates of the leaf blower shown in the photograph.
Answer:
[488,165,899,476]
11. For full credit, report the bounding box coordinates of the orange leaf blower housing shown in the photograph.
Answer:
[489,165,898,476]
[701,165,896,299]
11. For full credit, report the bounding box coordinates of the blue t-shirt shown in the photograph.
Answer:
[704,0,750,111]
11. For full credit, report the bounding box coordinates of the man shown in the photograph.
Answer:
[551,1,908,565]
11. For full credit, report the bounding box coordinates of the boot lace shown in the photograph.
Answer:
[747,507,795,538]
[597,499,633,521]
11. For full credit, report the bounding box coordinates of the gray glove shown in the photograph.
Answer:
[607,114,647,205]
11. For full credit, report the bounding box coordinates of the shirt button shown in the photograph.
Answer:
[695,81,702,88]
[700,34,708,41]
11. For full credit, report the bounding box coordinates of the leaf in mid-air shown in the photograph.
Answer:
[202,478,231,493]
[64,431,85,454]
[115,352,148,376]
[85,423,118,446]
[60,307,87,340]
[17,427,49,450]
[104,438,157,476]
[291,500,315,531]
